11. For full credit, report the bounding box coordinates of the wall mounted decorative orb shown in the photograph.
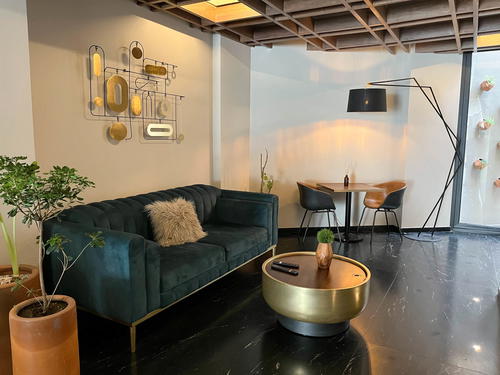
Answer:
[473,159,487,169]
[131,46,143,59]
[92,53,102,77]
[109,122,127,141]
[477,119,493,130]
[93,96,103,107]
[480,79,495,92]
[494,178,500,188]
[157,99,169,118]
[131,95,142,116]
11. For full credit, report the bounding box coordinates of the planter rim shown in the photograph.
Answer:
[0,264,39,289]
[9,295,75,322]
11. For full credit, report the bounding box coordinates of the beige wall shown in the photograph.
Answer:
[250,45,462,228]
[212,35,251,190]
[27,0,213,205]
[0,0,38,266]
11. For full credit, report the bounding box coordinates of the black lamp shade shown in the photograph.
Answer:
[347,88,387,112]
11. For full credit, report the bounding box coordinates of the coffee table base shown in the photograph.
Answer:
[278,315,349,337]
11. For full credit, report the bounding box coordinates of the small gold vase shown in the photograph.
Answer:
[316,242,333,269]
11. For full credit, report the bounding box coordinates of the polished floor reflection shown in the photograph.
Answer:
[79,232,499,374]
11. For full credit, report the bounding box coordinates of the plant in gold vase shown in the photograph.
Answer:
[0,155,104,375]
[316,228,334,270]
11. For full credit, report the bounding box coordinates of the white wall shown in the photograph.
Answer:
[250,44,462,228]
[212,35,251,190]
[27,0,213,204]
[402,54,462,228]
[0,0,38,266]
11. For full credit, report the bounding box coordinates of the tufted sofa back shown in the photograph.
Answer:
[57,184,221,240]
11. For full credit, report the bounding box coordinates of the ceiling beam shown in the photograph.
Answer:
[338,0,394,54]
[259,0,338,50]
[239,0,328,51]
[362,0,408,52]
[473,0,479,52]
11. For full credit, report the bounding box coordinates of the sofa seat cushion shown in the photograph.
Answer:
[157,242,226,292]
[200,224,268,260]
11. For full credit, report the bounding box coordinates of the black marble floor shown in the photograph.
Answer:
[78,232,500,375]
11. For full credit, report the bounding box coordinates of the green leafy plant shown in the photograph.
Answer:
[317,228,334,244]
[484,117,495,126]
[260,149,274,193]
[486,77,495,85]
[0,213,18,276]
[0,156,104,315]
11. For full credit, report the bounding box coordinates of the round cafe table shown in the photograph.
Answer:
[262,251,370,336]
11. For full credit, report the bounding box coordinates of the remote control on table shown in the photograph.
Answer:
[271,264,299,276]
[272,261,299,269]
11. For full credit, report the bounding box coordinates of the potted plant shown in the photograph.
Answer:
[480,77,495,92]
[0,156,104,374]
[472,158,487,170]
[0,214,39,375]
[477,117,494,130]
[316,228,334,269]
[260,149,274,193]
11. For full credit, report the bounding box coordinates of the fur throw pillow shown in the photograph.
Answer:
[145,198,207,247]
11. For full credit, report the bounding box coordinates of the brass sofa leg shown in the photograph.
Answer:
[130,325,137,353]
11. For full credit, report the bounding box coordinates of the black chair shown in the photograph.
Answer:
[297,182,342,244]
[356,181,407,243]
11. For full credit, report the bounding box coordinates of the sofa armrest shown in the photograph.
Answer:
[43,220,147,324]
[217,190,279,246]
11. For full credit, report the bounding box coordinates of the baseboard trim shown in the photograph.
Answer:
[278,226,451,236]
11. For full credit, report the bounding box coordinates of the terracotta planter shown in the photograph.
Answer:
[0,265,39,375]
[494,179,500,188]
[316,243,333,269]
[9,295,79,375]
[477,120,493,130]
[473,159,487,169]
[480,80,494,91]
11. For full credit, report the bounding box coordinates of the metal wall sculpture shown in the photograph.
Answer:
[88,41,184,142]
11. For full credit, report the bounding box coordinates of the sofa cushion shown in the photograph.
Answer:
[200,224,268,260]
[156,241,226,293]
[145,198,207,246]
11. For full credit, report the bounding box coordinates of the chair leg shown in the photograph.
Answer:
[370,210,379,244]
[390,210,404,240]
[357,207,367,234]
[327,210,332,231]
[332,210,342,250]
[384,209,390,234]
[298,210,308,242]
[303,211,315,243]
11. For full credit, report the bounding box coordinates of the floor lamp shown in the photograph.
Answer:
[347,78,463,241]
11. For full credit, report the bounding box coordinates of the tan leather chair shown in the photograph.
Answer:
[357,181,407,243]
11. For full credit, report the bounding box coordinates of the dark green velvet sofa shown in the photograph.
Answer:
[43,184,278,351]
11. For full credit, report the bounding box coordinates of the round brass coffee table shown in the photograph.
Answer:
[262,251,370,337]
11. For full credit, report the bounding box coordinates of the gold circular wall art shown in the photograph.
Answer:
[109,122,127,141]
[132,46,143,59]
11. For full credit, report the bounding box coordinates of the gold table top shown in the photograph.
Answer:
[264,253,369,290]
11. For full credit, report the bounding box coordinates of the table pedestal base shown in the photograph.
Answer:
[278,315,349,337]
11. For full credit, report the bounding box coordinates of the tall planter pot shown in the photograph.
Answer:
[9,295,79,375]
[0,265,39,375]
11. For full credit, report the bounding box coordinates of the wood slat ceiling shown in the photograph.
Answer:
[135,0,500,53]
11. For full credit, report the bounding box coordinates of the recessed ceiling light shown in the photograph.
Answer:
[477,33,500,48]
[207,0,239,6]
[182,0,259,23]
[472,344,482,352]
